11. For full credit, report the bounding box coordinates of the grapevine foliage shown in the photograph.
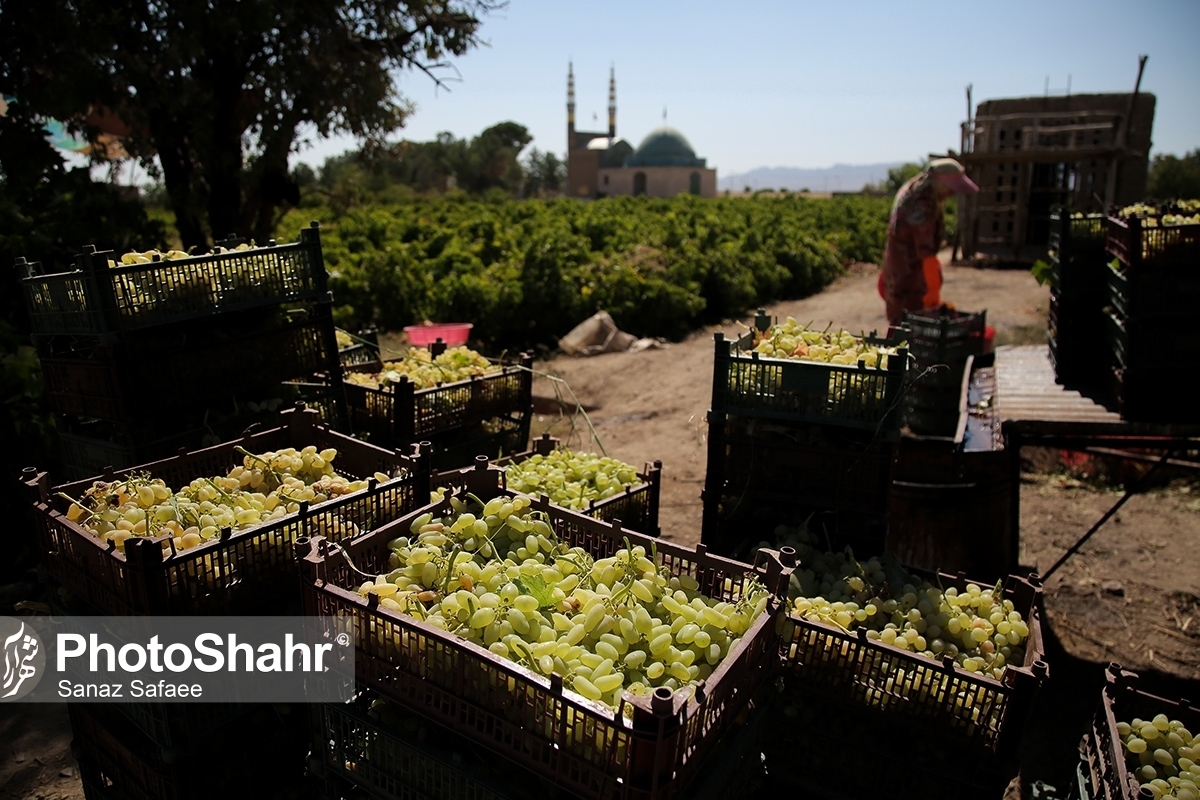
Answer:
[278,194,890,353]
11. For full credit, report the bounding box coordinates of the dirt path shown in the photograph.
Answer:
[531,255,1051,544]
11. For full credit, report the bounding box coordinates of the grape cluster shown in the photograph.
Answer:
[335,329,355,349]
[503,449,641,510]
[64,446,392,554]
[766,526,1031,680]
[1118,714,1199,799]
[751,317,902,370]
[359,493,770,711]
[345,346,500,391]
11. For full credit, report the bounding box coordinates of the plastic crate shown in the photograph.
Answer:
[26,406,431,616]
[309,692,535,800]
[69,702,308,800]
[1049,292,1110,394]
[1049,211,1108,296]
[711,330,908,434]
[703,413,895,518]
[436,433,663,537]
[297,462,796,800]
[1105,311,1199,372]
[1105,259,1200,321]
[344,353,533,448]
[900,355,972,440]
[17,223,330,338]
[39,302,340,422]
[758,678,1015,798]
[1078,664,1200,800]
[778,568,1048,761]
[901,308,987,364]
[1109,363,1200,424]
[1106,215,1200,271]
[339,328,384,372]
[423,412,531,472]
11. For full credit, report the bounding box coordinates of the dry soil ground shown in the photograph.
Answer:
[2,256,1198,799]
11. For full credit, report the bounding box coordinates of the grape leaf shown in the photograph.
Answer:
[515,575,556,608]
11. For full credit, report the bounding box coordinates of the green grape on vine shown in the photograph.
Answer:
[502,449,641,511]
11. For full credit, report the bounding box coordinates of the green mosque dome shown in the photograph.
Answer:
[627,126,706,167]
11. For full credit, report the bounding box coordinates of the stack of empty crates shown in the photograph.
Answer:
[1047,209,1110,401]
[1103,208,1200,422]
[16,222,346,478]
[701,309,908,558]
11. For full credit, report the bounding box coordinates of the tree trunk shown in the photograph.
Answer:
[204,74,247,244]
[152,123,207,251]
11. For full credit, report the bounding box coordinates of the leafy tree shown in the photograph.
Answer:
[522,148,566,198]
[0,0,499,250]
[453,122,531,194]
[867,162,925,195]
[1146,150,1200,200]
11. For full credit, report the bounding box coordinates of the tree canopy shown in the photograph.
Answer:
[0,0,500,249]
[1146,150,1200,201]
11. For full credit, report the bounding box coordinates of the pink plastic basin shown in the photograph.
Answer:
[404,323,473,347]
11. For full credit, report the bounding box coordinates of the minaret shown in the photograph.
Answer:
[607,65,616,139]
[567,61,576,147]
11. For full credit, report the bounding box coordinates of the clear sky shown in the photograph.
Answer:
[295,0,1199,177]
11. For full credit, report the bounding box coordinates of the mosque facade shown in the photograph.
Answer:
[566,65,717,199]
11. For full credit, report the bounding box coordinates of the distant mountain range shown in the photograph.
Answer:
[718,163,905,193]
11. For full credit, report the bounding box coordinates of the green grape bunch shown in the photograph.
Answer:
[750,317,902,370]
[503,449,641,510]
[61,446,391,555]
[345,345,500,391]
[1118,713,1199,799]
[766,525,1032,681]
[358,492,771,712]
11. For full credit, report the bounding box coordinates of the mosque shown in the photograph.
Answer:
[566,65,717,199]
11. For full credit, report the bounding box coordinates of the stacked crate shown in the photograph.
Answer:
[16,223,347,478]
[1047,210,1110,400]
[25,406,432,800]
[1103,211,1200,422]
[342,339,534,471]
[300,459,795,800]
[900,308,986,440]
[701,310,908,558]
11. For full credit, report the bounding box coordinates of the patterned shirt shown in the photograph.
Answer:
[881,173,945,324]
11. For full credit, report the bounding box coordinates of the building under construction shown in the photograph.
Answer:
[956,90,1155,264]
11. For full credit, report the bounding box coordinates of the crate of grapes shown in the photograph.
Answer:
[343,348,534,448]
[297,460,795,800]
[1078,663,1200,800]
[16,222,331,339]
[336,327,383,372]
[423,412,532,473]
[69,702,308,800]
[1106,211,1200,272]
[1048,210,1108,296]
[711,317,908,435]
[777,538,1047,761]
[437,434,663,536]
[26,406,430,616]
[39,302,341,423]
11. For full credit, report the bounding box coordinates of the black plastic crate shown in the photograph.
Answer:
[1105,258,1200,320]
[1110,363,1200,424]
[900,356,972,440]
[1048,291,1109,393]
[424,413,531,472]
[759,678,1016,798]
[27,406,430,615]
[17,223,330,338]
[339,328,384,372]
[1049,210,1108,297]
[1104,311,1197,372]
[39,302,340,423]
[344,353,533,449]
[901,308,986,365]
[712,329,908,435]
[70,702,308,800]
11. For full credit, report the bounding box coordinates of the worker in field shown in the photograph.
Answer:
[879,158,979,326]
